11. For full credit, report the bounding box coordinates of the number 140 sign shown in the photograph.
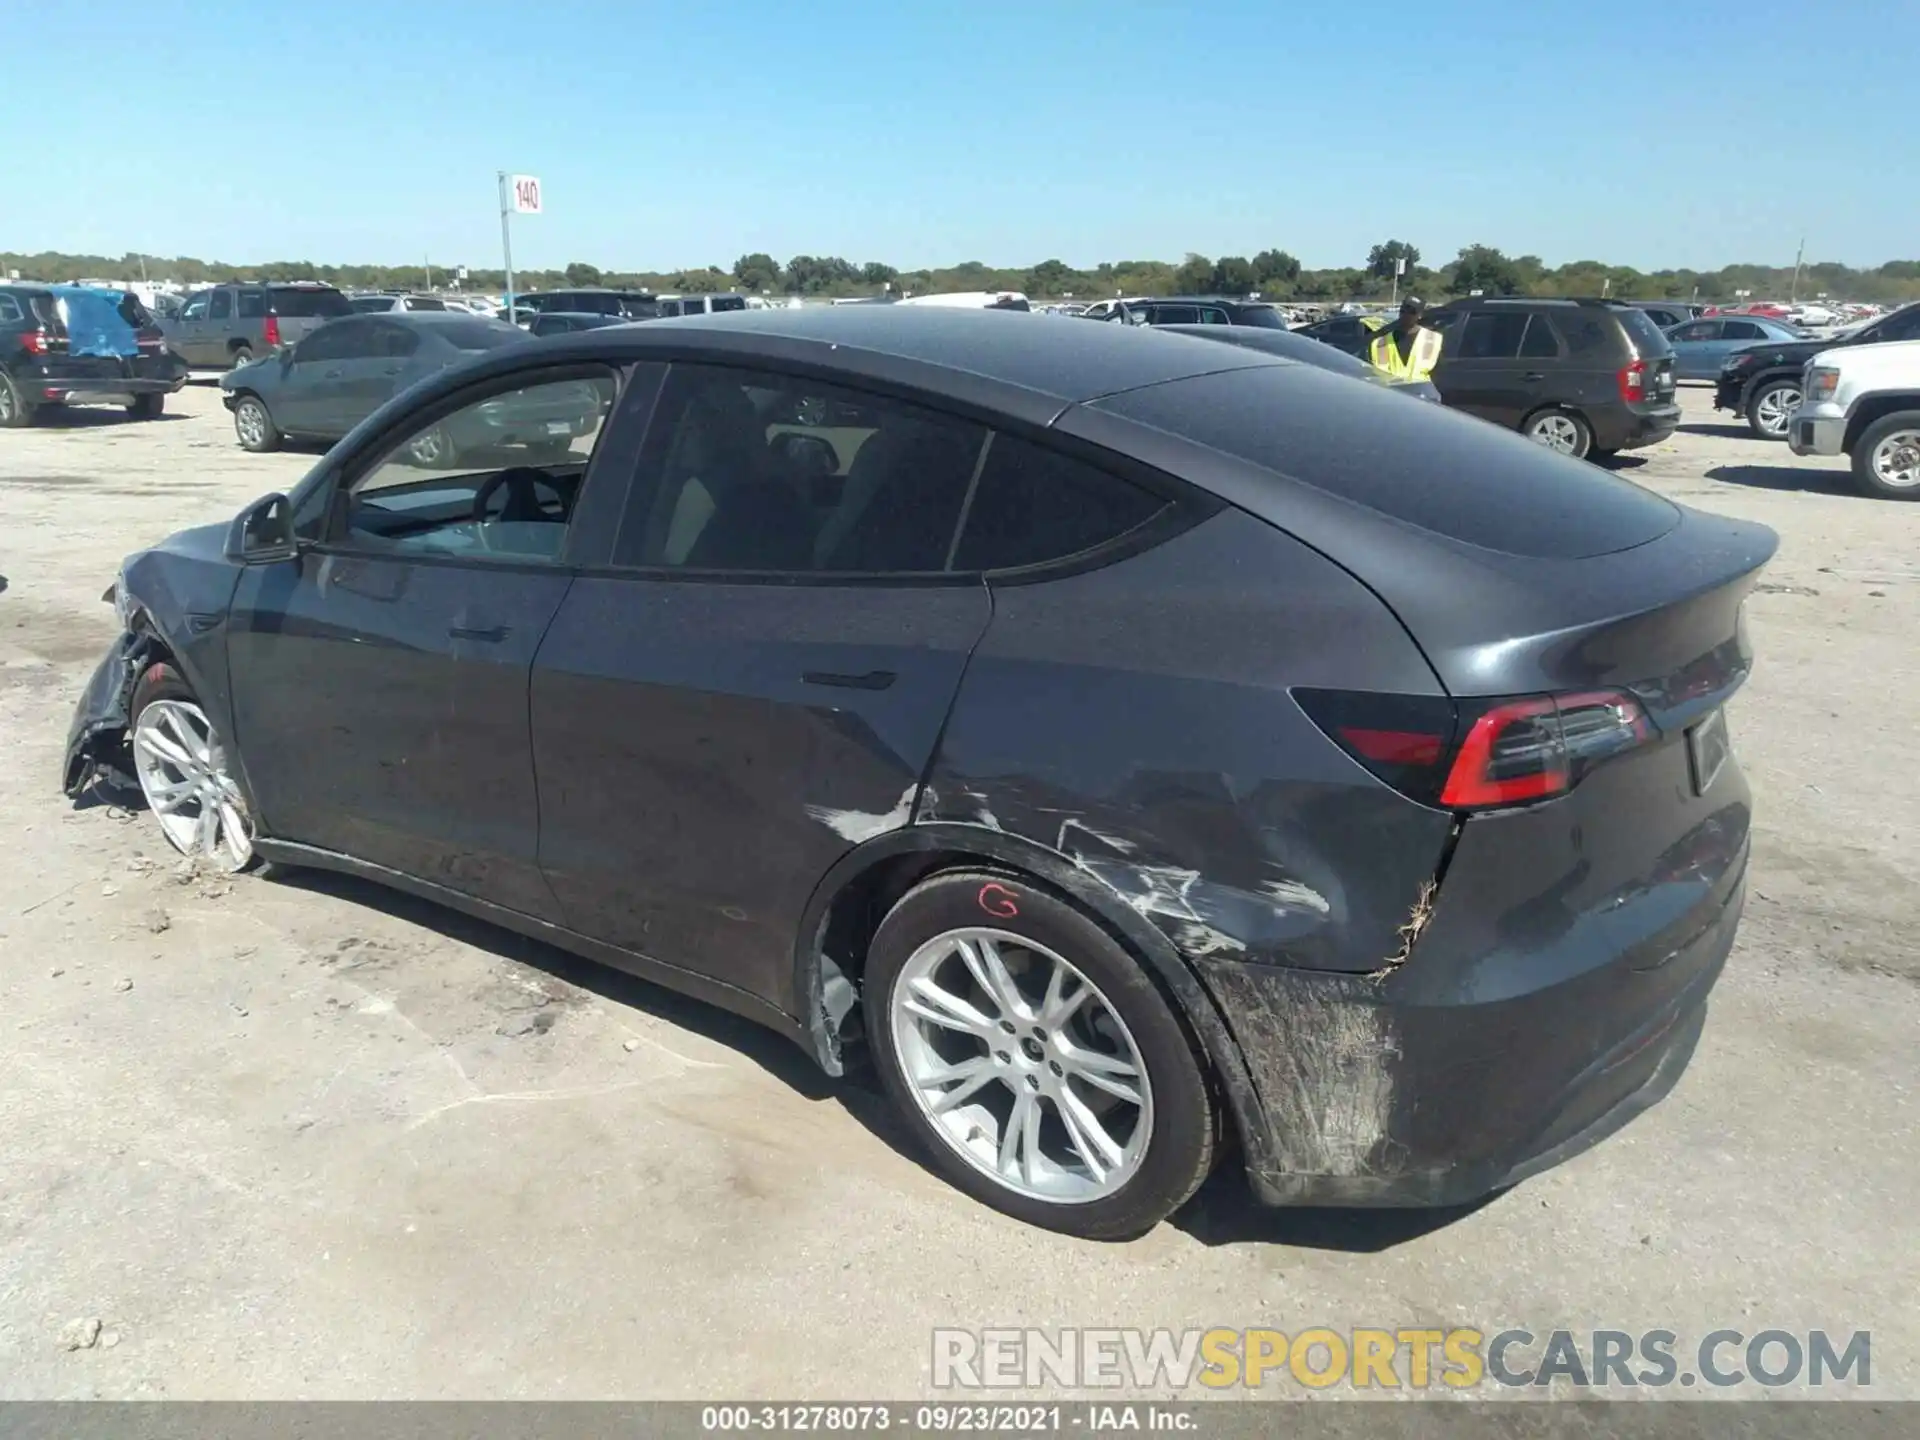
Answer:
[510,174,543,215]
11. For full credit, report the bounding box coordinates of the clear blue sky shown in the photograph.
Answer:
[8,0,1915,274]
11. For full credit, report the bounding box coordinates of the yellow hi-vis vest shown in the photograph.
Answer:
[1368,325,1443,382]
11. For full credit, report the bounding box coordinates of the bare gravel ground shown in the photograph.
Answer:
[0,381,1914,1399]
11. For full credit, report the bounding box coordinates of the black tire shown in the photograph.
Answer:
[1589,446,1619,464]
[232,393,281,452]
[406,424,460,469]
[127,393,164,420]
[128,661,284,878]
[0,371,33,428]
[863,869,1216,1240]
[1745,377,1800,440]
[1522,406,1592,460]
[1850,410,1920,501]
[229,344,254,370]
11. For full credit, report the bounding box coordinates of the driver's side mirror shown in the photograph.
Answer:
[225,492,300,564]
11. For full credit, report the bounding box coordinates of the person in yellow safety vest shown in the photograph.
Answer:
[1367,297,1444,382]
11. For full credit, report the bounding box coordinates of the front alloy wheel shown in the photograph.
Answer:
[892,927,1153,1203]
[1748,380,1800,439]
[131,693,255,871]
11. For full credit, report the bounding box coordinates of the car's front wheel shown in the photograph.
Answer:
[865,870,1216,1240]
[129,662,259,873]
[1523,407,1592,459]
[233,394,281,452]
[1853,411,1920,500]
[1746,378,1800,440]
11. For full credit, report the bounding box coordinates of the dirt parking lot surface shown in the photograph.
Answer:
[1,381,1915,1400]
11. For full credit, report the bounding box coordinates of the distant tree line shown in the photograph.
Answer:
[8,242,1919,306]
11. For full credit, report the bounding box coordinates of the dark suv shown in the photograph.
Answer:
[1,284,187,427]
[1715,300,1920,439]
[162,282,355,370]
[1424,297,1680,460]
[1096,297,1290,329]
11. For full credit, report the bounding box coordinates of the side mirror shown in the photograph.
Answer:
[225,492,299,564]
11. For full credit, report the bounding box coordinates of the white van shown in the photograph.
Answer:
[893,291,1032,312]
[655,293,750,317]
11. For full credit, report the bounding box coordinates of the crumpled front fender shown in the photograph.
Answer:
[62,629,156,797]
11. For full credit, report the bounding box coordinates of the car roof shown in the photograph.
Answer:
[1128,296,1279,307]
[505,305,1286,409]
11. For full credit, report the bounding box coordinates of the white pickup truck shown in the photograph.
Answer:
[1787,338,1920,498]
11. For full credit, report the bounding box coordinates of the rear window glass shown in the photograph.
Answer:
[710,295,747,313]
[1612,306,1672,358]
[955,435,1167,571]
[442,319,525,350]
[1237,306,1288,329]
[238,291,267,319]
[1093,364,1678,560]
[621,297,661,319]
[407,296,447,311]
[271,287,353,318]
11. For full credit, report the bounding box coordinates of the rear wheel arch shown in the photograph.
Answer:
[793,823,1270,1164]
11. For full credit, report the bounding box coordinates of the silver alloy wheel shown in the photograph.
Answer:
[1870,429,1920,489]
[890,927,1153,1204]
[235,399,268,448]
[230,349,252,369]
[1528,412,1583,454]
[131,699,254,871]
[0,378,16,423]
[1754,385,1800,437]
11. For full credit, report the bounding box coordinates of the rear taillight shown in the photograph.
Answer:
[20,328,49,356]
[1617,358,1646,403]
[1296,687,1655,813]
[263,314,281,348]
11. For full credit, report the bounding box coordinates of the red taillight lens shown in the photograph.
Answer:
[20,328,48,356]
[263,314,281,348]
[1439,690,1652,809]
[1617,358,1646,403]
[1297,687,1654,812]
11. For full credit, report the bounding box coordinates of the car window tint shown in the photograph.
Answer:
[0,294,20,323]
[296,321,366,363]
[1518,315,1560,358]
[1555,313,1612,355]
[1239,307,1288,329]
[954,435,1167,572]
[237,291,267,320]
[372,323,421,358]
[181,293,210,320]
[407,296,447,311]
[1152,305,1201,325]
[340,369,619,564]
[1672,321,1717,342]
[1878,307,1920,342]
[1095,364,1678,560]
[272,287,353,318]
[611,364,987,575]
[1455,311,1528,359]
[1612,306,1672,357]
[208,290,233,320]
[1424,310,1463,332]
[1197,308,1230,325]
[710,295,746,312]
[1722,320,1765,340]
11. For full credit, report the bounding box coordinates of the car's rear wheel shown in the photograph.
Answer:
[233,394,280,452]
[0,372,32,428]
[1852,411,1920,501]
[127,393,164,420]
[1524,407,1592,459]
[864,870,1216,1240]
[1746,378,1800,440]
[229,344,254,369]
[128,662,258,873]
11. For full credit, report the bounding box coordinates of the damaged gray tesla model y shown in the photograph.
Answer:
[64,307,1775,1239]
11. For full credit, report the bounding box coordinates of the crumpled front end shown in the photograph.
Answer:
[63,628,154,797]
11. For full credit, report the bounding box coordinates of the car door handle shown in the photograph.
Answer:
[1521,372,1546,382]
[381,366,402,375]
[323,368,344,378]
[802,668,896,691]
[449,624,509,643]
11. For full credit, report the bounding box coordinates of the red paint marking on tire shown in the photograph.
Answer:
[143,663,168,685]
[978,882,1020,919]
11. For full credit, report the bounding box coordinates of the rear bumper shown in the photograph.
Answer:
[1206,734,1752,1209]
[19,356,187,403]
[1592,400,1680,452]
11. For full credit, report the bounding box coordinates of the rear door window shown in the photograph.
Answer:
[1518,315,1560,358]
[1454,311,1528,359]
[1092,364,1678,559]
[180,292,211,321]
[709,295,747,313]
[1671,321,1720,342]
[953,436,1168,572]
[1151,304,1201,325]
[1721,320,1766,341]
[611,364,987,574]
[208,290,233,321]
[237,290,267,319]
